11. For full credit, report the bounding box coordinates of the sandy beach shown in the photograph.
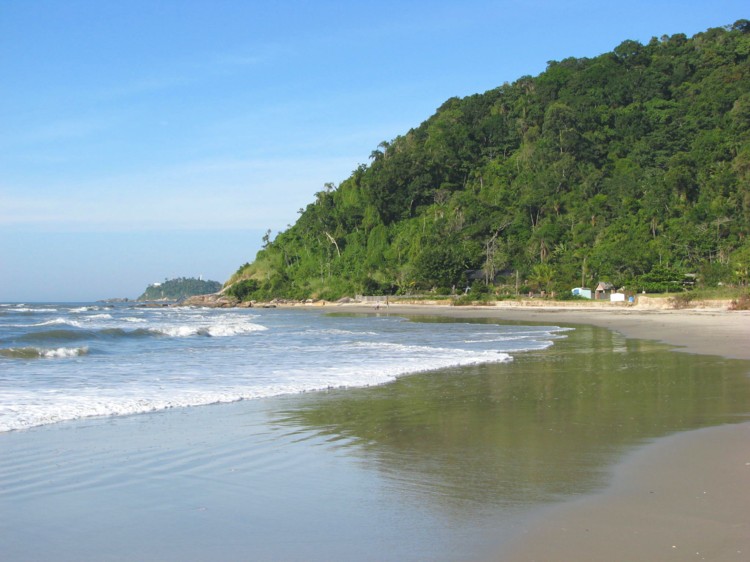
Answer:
[331,301,750,561]
[501,422,750,561]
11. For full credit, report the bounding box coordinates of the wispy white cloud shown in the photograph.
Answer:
[1,115,119,147]
[203,39,287,71]
[90,42,281,103]
[91,73,192,102]
[0,190,283,231]
[0,152,361,233]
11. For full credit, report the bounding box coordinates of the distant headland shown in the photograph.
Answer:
[137,277,222,302]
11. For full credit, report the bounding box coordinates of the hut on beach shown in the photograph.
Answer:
[594,282,615,300]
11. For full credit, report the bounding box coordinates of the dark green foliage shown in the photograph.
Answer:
[137,277,222,301]
[232,22,750,301]
[635,265,685,294]
[224,279,260,300]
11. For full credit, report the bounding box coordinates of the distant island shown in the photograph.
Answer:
[137,277,222,301]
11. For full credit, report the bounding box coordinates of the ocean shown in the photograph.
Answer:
[0,302,568,433]
[2,302,750,560]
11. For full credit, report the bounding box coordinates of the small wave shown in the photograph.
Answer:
[43,347,89,358]
[30,318,84,328]
[100,328,154,339]
[0,346,89,359]
[347,341,513,365]
[18,327,158,343]
[307,328,379,337]
[12,307,59,313]
[70,306,105,313]
[18,329,94,343]
[348,341,457,353]
[464,335,544,343]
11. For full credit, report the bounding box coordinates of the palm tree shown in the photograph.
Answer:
[529,263,555,294]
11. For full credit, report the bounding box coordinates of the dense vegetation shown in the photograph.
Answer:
[137,277,222,301]
[228,22,750,301]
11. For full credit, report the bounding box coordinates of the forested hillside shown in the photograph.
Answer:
[228,21,750,301]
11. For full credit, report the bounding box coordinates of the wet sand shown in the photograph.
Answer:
[501,422,750,561]
[334,302,750,560]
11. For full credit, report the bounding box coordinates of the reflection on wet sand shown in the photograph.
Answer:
[278,322,750,517]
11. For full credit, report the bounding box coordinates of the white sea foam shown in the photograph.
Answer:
[41,346,89,358]
[70,306,102,313]
[88,313,113,320]
[0,346,89,360]
[0,338,513,432]
[346,341,513,371]
[0,346,506,432]
[0,306,569,432]
[27,318,84,328]
[203,323,267,337]
[154,318,267,337]
[307,328,379,337]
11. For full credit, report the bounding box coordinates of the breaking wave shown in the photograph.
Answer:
[0,346,89,359]
[153,322,267,338]
[0,305,570,432]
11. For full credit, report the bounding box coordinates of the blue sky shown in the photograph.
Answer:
[1,1,747,301]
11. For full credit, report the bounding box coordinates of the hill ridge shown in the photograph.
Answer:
[227,20,750,302]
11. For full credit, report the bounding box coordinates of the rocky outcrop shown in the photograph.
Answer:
[181,293,240,308]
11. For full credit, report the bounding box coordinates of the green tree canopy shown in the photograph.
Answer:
[226,22,750,301]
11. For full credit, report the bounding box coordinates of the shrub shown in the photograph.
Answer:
[225,279,260,301]
[452,295,476,306]
[729,293,750,310]
[470,281,491,296]
[636,265,684,293]
[669,293,695,309]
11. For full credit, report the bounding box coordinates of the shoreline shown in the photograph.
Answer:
[328,302,750,560]
[328,302,750,360]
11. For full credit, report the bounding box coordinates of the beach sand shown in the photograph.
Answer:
[332,302,750,561]
[500,422,750,562]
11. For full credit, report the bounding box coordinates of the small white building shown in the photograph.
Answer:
[572,287,592,299]
[610,292,626,302]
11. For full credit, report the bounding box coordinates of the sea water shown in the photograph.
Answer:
[0,302,569,433]
[3,303,750,560]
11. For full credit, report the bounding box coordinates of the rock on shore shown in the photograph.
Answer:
[181,293,244,308]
